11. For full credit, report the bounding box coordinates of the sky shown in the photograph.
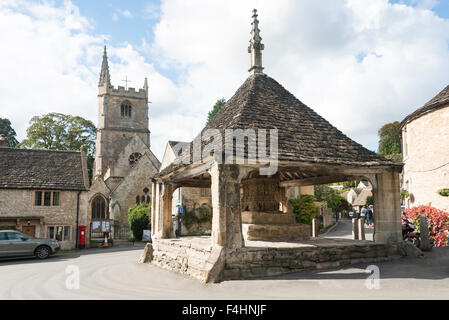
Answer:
[1,0,449,161]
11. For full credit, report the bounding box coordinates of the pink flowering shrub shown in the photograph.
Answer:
[404,206,449,247]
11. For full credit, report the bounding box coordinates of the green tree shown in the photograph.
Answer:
[378,121,402,156]
[366,195,374,206]
[19,113,96,182]
[0,118,19,147]
[207,98,226,124]
[128,203,151,241]
[289,195,319,224]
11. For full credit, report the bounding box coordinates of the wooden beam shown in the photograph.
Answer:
[280,175,367,187]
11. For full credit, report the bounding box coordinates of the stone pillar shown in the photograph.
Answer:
[352,218,359,240]
[312,218,317,238]
[373,172,402,243]
[210,163,244,249]
[161,183,174,239]
[151,182,158,238]
[358,218,366,240]
[419,216,432,251]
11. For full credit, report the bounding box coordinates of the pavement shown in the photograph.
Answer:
[1,224,449,299]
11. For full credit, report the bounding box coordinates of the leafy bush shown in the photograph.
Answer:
[182,204,212,229]
[401,190,410,200]
[404,206,449,247]
[437,189,449,197]
[289,195,319,224]
[128,203,151,241]
[366,195,374,206]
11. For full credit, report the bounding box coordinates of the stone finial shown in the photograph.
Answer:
[143,77,148,91]
[248,8,264,74]
[0,135,7,148]
[98,45,111,87]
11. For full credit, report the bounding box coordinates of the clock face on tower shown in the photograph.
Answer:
[128,152,142,166]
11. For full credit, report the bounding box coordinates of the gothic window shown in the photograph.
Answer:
[136,188,151,204]
[129,152,142,166]
[92,196,108,220]
[121,102,132,118]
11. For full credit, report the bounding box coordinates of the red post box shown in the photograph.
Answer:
[79,225,87,249]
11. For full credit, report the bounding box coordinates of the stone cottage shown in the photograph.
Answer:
[0,145,89,249]
[88,47,161,240]
[401,84,449,211]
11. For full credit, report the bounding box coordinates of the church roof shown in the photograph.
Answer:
[0,148,88,191]
[401,84,449,128]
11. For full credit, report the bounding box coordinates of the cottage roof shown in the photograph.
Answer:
[402,84,449,128]
[0,148,88,191]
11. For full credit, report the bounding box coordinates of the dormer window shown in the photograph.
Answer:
[121,102,132,118]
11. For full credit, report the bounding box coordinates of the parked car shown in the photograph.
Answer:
[0,230,60,259]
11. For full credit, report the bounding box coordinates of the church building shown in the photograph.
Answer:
[89,47,161,240]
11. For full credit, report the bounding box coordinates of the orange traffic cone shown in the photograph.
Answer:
[103,234,109,248]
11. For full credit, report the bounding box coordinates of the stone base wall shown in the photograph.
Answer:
[242,224,311,241]
[151,238,213,281]
[222,243,393,280]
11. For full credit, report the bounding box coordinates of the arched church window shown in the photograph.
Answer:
[129,152,142,166]
[121,102,132,118]
[91,196,108,221]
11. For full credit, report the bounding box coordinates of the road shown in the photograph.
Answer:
[321,218,374,240]
[1,243,449,300]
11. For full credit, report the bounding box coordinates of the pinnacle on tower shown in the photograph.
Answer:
[248,8,264,74]
[99,46,111,87]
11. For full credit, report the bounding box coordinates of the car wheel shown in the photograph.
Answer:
[35,246,51,259]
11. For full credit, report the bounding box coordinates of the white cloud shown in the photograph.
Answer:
[120,9,133,19]
[0,0,180,160]
[150,0,449,151]
[2,0,449,162]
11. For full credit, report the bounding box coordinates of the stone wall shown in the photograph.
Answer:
[222,242,392,280]
[403,105,449,212]
[0,189,89,249]
[151,238,213,281]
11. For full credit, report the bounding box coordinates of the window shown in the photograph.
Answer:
[53,192,60,206]
[7,232,23,240]
[129,152,142,166]
[201,188,211,197]
[64,226,70,241]
[47,226,71,241]
[91,196,108,220]
[121,102,132,118]
[0,232,7,241]
[48,226,54,239]
[35,191,42,206]
[136,188,151,204]
[44,192,51,206]
[35,191,60,207]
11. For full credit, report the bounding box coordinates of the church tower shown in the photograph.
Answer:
[94,46,151,177]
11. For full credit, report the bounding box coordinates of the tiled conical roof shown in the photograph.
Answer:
[158,73,398,177]
[203,73,396,166]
